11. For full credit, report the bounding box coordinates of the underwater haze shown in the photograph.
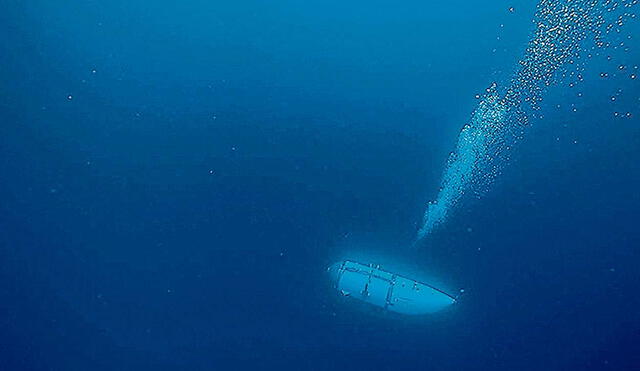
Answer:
[1,0,640,370]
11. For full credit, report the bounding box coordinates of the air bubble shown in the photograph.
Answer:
[417,0,638,239]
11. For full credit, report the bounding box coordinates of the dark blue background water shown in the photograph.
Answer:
[1,1,639,370]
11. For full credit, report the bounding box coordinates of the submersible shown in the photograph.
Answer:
[326,0,636,315]
[328,260,456,315]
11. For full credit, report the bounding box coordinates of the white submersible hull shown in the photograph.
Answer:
[328,260,456,315]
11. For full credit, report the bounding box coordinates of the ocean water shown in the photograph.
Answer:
[1,1,639,370]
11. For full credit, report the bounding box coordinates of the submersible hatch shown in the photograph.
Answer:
[328,260,456,315]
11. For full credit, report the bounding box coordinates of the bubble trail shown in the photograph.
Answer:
[416,0,636,241]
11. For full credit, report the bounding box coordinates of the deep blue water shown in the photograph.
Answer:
[1,1,639,370]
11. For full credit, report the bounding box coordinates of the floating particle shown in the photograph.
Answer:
[67,95,73,100]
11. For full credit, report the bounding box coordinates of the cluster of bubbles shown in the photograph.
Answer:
[417,0,637,241]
